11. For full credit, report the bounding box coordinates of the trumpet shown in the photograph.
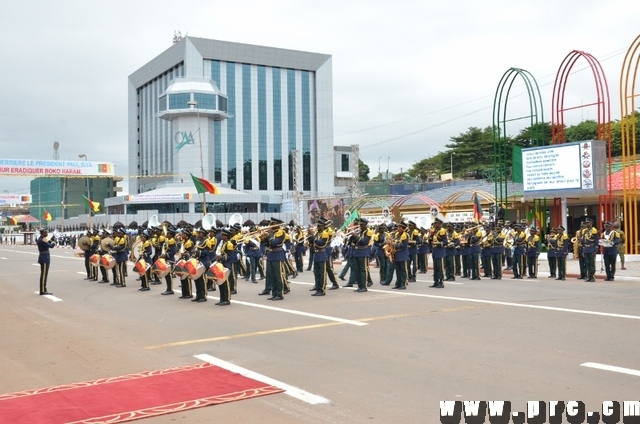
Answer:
[244,223,287,238]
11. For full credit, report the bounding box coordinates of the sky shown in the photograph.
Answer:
[1,0,639,195]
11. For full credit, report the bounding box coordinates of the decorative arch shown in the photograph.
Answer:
[620,34,640,254]
[390,193,441,212]
[441,189,495,208]
[551,50,612,227]
[492,68,545,216]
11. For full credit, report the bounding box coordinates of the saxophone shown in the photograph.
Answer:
[383,232,396,262]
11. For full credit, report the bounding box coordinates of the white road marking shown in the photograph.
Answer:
[194,353,330,405]
[32,263,40,266]
[34,292,63,302]
[581,362,640,377]
[0,257,6,260]
[206,295,366,326]
[361,289,640,321]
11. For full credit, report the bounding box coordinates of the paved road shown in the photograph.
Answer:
[1,245,639,423]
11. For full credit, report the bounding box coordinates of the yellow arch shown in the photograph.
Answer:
[620,34,640,254]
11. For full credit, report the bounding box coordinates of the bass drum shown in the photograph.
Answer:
[100,254,116,270]
[206,261,231,285]
[184,258,206,279]
[174,259,189,279]
[133,258,150,275]
[152,257,170,279]
[89,254,101,268]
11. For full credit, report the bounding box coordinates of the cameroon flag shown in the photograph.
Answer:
[82,195,100,212]
[43,209,53,221]
[190,173,219,194]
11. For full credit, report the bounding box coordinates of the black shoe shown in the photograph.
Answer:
[252,280,258,284]
[514,276,523,279]
[179,295,193,299]
[396,286,406,290]
[587,278,596,282]
[217,300,230,305]
[342,284,354,288]
[309,287,317,291]
[98,280,109,284]
[150,281,161,285]
[355,288,368,292]
[471,277,481,280]
[207,285,214,291]
[191,297,200,302]
[231,290,237,295]
[161,291,174,295]
[210,286,216,291]
[115,284,125,288]
[548,275,556,278]
[197,298,208,302]
[428,284,438,288]
[338,275,346,281]
[270,296,283,301]
[39,291,53,295]
[311,292,325,296]
[367,282,373,287]
[329,285,339,290]
[283,288,290,294]
[259,290,271,295]
[435,284,444,288]
[139,287,150,291]
[83,277,92,281]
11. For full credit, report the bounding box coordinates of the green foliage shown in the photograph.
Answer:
[358,159,370,182]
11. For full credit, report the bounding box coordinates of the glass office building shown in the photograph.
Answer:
[128,37,334,198]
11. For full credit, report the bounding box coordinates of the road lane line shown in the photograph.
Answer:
[195,353,330,405]
[358,288,640,321]
[206,295,367,326]
[146,322,342,350]
[581,362,640,377]
[33,292,63,302]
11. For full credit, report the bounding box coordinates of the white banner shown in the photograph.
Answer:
[0,159,114,176]
[0,194,31,205]
[125,193,193,203]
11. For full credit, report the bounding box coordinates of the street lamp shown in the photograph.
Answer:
[378,156,381,179]
[450,152,455,177]
[78,154,90,215]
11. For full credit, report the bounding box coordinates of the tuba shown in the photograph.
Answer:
[148,214,160,229]
[228,213,243,228]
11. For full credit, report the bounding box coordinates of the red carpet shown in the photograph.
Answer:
[0,363,283,423]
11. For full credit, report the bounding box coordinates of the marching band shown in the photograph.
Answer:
[60,211,628,306]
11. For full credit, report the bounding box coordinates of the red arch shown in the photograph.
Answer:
[551,50,613,225]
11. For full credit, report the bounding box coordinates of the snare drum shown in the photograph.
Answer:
[100,254,116,270]
[152,257,170,278]
[133,258,150,275]
[185,258,206,279]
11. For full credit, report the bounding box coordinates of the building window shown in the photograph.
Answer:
[159,95,167,112]
[193,93,216,110]
[342,154,349,172]
[169,93,190,109]
[218,96,227,112]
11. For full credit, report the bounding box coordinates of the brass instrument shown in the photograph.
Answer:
[599,230,615,247]
[129,239,143,261]
[383,237,395,262]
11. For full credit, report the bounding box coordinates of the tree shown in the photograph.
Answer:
[358,159,370,182]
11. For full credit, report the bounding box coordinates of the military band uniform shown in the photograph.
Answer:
[323,226,340,288]
[526,231,540,278]
[576,225,586,279]
[352,219,373,292]
[206,231,219,292]
[481,231,493,277]
[244,234,263,283]
[178,236,194,298]
[490,229,504,280]
[429,221,447,288]
[510,226,525,279]
[98,231,112,283]
[468,227,483,280]
[373,226,392,285]
[444,225,459,280]
[546,229,558,278]
[418,229,429,274]
[139,235,153,291]
[161,233,177,295]
[392,224,409,289]
[263,222,287,300]
[311,222,330,295]
[554,226,569,280]
[460,229,472,278]
[407,223,420,282]
[216,231,235,305]
[192,231,210,302]
[601,222,620,281]
[112,230,128,287]
[37,230,56,295]
[581,220,599,282]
